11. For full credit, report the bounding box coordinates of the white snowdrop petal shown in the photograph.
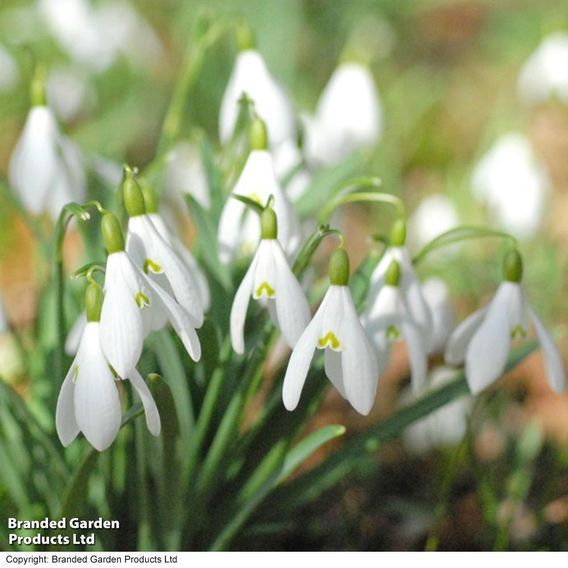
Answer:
[444,307,488,366]
[402,321,428,394]
[530,308,566,394]
[272,241,311,348]
[283,304,326,411]
[65,311,87,356]
[320,286,345,349]
[172,239,210,310]
[128,369,161,436]
[253,241,277,299]
[218,197,246,265]
[324,349,346,399]
[339,287,379,415]
[465,284,513,394]
[230,252,258,354]
[55,361,79,447]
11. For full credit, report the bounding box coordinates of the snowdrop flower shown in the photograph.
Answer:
[100,213,201,378]
[122,173,205,334]
[8,73,86,221]
[56,282,160,452]
[0,43,19,92]
[47,66,92,122]
[422,277,456,355]
[408,194,459,249]
[366,220,434,352]
[363,261,427,393]
[218,119,301,264]
[518,32,568,106]
[471,133,549,239]
[219,27,295,148]
[304,61,382,168]
[445,249,566,395]
[231,207,310,354]
[283,248,379,415]
[403,366,472,455]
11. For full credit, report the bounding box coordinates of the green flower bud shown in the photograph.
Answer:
[329,248,350,286]
[250,117,268,151]
[385,260,401,287]
[123,169,146,217]
[101,213,125,254]
[503,248,523,283]
[261,207,278,239]
[236,21,256,52]
[140,179,159,214]
[85,281,104,322]
[30,67,47,107]
[390,218,406,246]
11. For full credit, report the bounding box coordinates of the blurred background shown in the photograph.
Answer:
[1,0,568,551]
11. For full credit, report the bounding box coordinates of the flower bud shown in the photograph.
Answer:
[390,218,406,246]
[260,207,278,239]
[250,117,268,151]
[140,178,159,214]
[329,247,350,286]
[123,169,146,217]
[502,248,523,283]
[85,282,104,322]
[385,260,401,287]
[102,213,125,254]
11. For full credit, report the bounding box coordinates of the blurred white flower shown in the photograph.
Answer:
[471,133,549,239]
[0,43,19,92]
[47,66,92,121]
[363,261,427,393]
[8,105,86,220]
[518,32,568,106]
[231,220,310,354]
[408,194,459,249]
[304,62,382,168]
[0,296,7,334]
[283,249,378,415]
[272,138,312,202]
[403,366,472,455]
[164,141,210,210]
[422,277,456,355]
[445,251,566,395]
[56,321,160,451]
[219,49,296,147]
[217,148,301,264]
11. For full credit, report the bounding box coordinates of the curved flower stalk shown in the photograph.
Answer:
[56,282,160,452]
[304,61,382,168]
[518,32,568,106]
[445,249,566,395]
[8,73,86,221]
[219,28,295,148]
[471,133,549,239]
[230,207,310,354]
[366,219,434,352]
[100,213,201,378]
[283,248,379,415]
[363,261,427,393]
[217,118,301,264]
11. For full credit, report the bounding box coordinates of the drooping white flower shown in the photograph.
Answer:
[366,220,434,353]
[99,213,201,378]
[471,133,549,239]
[0,43,19,92]
[408,194,459,249]
[402,366,472,455]
[219,47,296,148]
[363,261,427,393]
[283,249,379,415]
[47,66,92,122]
[304,62,382,168]
[218,120,301,264]
[422,277,456,355]
[518,32,568,106]
[8,103,86,220]
[231,208,310,354]
[56,285,160,452]
[445,250,566,395]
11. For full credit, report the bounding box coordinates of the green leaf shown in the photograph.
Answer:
[232,194,265,215]
[412,226,517,266]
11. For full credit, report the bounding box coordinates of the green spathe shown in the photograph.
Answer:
[101,213,125,254]
[329,248,350,286]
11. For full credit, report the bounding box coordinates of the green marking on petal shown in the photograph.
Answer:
[386,324,400,341]
[144,258,162,274]
[255,281,275,298]
[511,325,527,339]
[73,366,79,384]
[135,291,150,308]
[318,331,341,350]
